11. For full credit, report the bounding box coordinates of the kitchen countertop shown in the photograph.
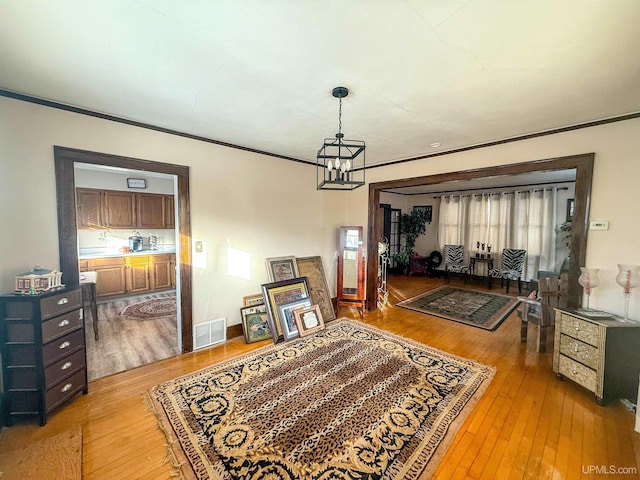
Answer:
[78,246,176,259]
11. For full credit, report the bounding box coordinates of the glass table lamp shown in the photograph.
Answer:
[615,264,640,321]
[578,267,599,309]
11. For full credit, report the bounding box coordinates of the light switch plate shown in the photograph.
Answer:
[589,221,609,231]
[195,240,203,252]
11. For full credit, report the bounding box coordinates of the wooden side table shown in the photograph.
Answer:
[80,272,99,340]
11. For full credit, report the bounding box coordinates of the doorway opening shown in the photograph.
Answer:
[365,153,594,310]
[54,146,193,368]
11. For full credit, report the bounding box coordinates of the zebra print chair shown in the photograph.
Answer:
[444,244,470,283]
[488,248,527,293]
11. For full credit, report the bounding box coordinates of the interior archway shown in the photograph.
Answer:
[366,153,594,310]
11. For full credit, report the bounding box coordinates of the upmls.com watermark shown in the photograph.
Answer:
[582,465,638,475]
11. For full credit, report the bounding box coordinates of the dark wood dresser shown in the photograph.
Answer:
[554,308,640,405]
[0,287,88,426]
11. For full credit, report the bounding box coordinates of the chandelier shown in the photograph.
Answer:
[316,87,366,190]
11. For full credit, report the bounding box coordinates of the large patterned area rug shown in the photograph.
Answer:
[397,286,519,331]
[147,319,494,480]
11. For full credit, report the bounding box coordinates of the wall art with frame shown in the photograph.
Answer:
[261,277,309,343]
[295,256,336,323]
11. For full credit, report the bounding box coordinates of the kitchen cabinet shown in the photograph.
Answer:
[76,188,174,230]
[76,189,104,228]
[103,191,137,228]
[137,193,166,229]
[81,253,175,299]
[165,195,175,229]
[84,257,127,297]
[150,254,174,290]
[0,287,88,426]
[126,256,150,293]
[553,308,640,404]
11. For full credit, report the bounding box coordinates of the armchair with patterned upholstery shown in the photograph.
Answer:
[488,248,526,293]
[444,244,470,283]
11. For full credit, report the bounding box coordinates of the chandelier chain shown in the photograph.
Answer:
[338,97,342,136]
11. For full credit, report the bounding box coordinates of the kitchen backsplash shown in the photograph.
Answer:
[77,228,176,249]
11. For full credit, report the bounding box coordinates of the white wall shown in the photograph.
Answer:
[1,96,639,320]
[0,96,349,330]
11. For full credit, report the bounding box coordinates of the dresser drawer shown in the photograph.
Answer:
[558,354,597,393]
[40,289,82,320]
[559,334,599,370]
[42,329,85,367]
[559,313,600,346]
[44,348,86,389]
[45,369,86,413]
[41,309,82,344]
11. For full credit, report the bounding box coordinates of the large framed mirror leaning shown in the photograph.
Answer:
[337,226,365,317]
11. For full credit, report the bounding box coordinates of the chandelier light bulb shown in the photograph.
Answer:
[327,160,333,172]
[335,158,341,170]
[345,159,351,171]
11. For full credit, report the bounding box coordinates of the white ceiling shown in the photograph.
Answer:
[1,1,639,168]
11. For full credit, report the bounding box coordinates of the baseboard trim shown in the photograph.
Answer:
[226,324,243,340]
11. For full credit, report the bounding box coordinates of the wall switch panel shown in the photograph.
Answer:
[589,221,609,231]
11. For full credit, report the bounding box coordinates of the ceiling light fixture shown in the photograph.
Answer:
[316,86,365,190]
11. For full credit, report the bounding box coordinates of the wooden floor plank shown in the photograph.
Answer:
[0,274,638,480]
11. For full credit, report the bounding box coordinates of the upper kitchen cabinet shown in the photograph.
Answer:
[76,188,174,229]
[103,190,137,228]
[76,188,104,228]
[137,193,165,229]
[164,195,175,229]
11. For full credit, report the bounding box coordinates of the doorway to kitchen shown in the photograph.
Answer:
[54,146,193,380]
[74,162,180,379]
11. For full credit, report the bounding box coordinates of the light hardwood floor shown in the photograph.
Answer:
[1,275,638,479]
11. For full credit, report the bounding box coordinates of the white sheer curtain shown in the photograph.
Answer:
[515,188,556,279]
[466,194,489,260]
[488,192,514,259]
[437,195,463,248]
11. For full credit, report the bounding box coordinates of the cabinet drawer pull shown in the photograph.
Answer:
[61,383,73,393]
[61,361,73,370]
[574,346,579,352]
[59,341,71,350]
[58,319,70,328]
[57,297,69,306]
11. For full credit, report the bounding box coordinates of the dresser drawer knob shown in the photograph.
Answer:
[59,341,71,350]
[61,361,73,370]
[574,325,580,331]
[57,297,69,306]
[61,383,73,393]
[58,319,70,328]
[574,346,579,352]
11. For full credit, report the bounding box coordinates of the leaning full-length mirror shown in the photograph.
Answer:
[337,226,365,317]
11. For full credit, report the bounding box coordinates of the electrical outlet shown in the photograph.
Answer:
[589,221,609,231]
[195,240,203,252]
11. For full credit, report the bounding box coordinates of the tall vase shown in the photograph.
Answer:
[578,267,599,309]
[615,264,640,321]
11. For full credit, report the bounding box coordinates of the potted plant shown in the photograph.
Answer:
[393,209,430,274]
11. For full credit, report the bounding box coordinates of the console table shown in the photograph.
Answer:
[553,308,640,405]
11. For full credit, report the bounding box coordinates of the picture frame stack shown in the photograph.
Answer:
[240,255,335,344]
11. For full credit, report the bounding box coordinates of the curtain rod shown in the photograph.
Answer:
[431,184,569,198]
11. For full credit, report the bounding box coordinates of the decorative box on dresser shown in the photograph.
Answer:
[553,308,640,405]
[0,286,87,426]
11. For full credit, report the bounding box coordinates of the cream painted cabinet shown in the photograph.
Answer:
[553,308,640,404]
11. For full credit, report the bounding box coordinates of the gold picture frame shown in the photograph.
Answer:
[261,277,309,343]
[243,293,264,307]
[293,304,325,337]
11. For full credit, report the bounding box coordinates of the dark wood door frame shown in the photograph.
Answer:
[366,153,594,310]
[54,146,193,352]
